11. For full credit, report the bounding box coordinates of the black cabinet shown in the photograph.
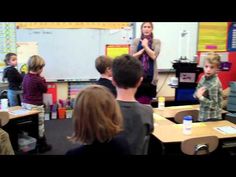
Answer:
[172,62,203,102]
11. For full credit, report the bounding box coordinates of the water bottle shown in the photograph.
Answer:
[158,97,165,109]
[183,115,192,135]
[1,98,8,111]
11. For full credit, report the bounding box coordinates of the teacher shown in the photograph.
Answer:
[131,22,161,104]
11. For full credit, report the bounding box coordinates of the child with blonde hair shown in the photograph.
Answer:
[95,55,116,97]
[66,85,130,155]
[195,52,223,121]
[22,55,52,153]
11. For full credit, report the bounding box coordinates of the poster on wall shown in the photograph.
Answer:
[105,44,130,59]
[16,42,39,73]
[198,22,228,51]
[228,22,236,51]
[0,23,16,68]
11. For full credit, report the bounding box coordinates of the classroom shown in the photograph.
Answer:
[0,22,236,156]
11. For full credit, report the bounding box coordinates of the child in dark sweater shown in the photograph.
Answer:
[3,53,23,106]
[22,55,52,153]
[95,55,117,97]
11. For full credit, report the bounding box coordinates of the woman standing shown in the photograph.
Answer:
[131,22,161,104]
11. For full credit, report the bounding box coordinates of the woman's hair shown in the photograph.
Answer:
[95,55,113,74]
[4,53,17,65]
[69,85,123,144]
[205,52,221,68]
[141,22,154,30]
[27,55,45,72]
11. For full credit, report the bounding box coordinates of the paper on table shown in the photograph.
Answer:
[9,109,30,115]
[214,126,236,134]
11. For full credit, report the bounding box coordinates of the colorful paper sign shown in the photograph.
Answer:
[106,44,130,59]
[198,22,228,51]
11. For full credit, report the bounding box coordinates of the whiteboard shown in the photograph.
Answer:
[16,28,133,81]
[135,22,199,70]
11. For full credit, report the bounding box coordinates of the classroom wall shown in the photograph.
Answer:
[53,22,236,101]
[11,22,235,102]
[156,73,175,99]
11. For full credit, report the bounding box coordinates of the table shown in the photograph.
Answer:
[153,105,228,118]
[153,120,236,143]
[2,106,40,151]
[153,113,175,126]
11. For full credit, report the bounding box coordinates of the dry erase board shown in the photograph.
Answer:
[135,22,199,70]
[16,27,133,81]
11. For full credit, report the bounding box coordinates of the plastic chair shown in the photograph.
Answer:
[181,136,219,155]
[174,110,199,124]
[0,90,8,99]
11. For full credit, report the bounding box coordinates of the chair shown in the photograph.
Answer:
[181,136,219,155]
[174,110,199,123]
[0,90,8,99]
[0,111,10,127]
[225,82,236,124]
[0,111,14,155]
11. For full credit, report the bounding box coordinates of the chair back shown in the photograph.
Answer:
[227,82,236,112]
[181,136,219,155]
[174,110,199,123]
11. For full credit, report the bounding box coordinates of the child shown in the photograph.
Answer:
[95,55,117,97]
[112,54,154,155]
[3,53,23,106]
[22,55,52,153]
[66,85,130,155]
[195,52,223,121]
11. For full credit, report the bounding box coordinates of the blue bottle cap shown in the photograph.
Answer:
[184,115,192,120]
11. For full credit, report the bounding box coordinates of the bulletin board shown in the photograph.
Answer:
[198,22,228,51]
[0,23,17,69]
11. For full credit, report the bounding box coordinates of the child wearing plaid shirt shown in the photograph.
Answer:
[195,52,223,121]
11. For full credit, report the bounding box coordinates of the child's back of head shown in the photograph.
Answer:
[27,55,45,73]
[112,54,143,89]
[70,85,123,144]
[95,55,113,75]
